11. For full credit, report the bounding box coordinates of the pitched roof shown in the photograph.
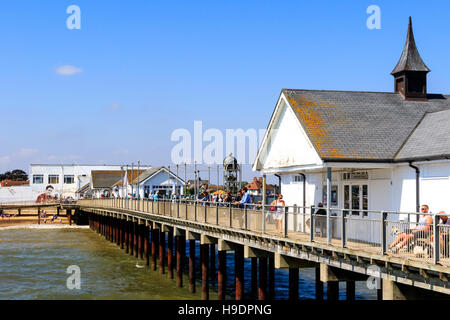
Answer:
[76,182,91,193]
[392,17,430,75]
[91,170,123,189]
[245,177,274,191]
[282,89,450,162]
[0,180,29,187]
[113,169,146,186]
[395,109,450,161]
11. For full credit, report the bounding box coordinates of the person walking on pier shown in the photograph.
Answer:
[274,194,286,233]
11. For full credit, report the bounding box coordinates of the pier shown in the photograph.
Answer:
[59,198,450,300]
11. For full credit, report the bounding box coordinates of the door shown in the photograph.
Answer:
[343,183,368,217]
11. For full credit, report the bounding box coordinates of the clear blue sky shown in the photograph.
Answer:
[0,0,449,181]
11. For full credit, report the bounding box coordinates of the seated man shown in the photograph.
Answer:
[389,205,433,253]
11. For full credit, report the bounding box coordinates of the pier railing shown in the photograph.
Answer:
[78,198,450,266]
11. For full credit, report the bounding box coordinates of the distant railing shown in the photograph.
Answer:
[78,198,450,266]
[0,200,58,207]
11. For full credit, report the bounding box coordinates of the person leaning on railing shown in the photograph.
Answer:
[388,205,433,254]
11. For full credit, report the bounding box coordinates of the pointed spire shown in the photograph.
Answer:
[391,17,430,75]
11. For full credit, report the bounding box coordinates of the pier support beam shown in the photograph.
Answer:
[346,281,355,301]
[327,282,339,301]
[380,279,448,300]
[120,219,124,249]
[289,268,299,300]
[189,240,196,294]
[268,257,275,299]
[129,221,134,256]
[125,220,130,254]
[167,229,174,279]
[175,228,185,288]
[201,244,209,300]
[218,250,226,300]
[159,228,166,274]
[152,226,159,271]
[234,245,244,300]
[210,244,216,285]
[316,267,323,300]
[144,224,150,266]
[274,253,318,300]
[134,221,139,258]
[251,257,257,299]
[258,257,268,300]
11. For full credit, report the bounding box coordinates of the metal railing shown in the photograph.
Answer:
[78,198,450,266]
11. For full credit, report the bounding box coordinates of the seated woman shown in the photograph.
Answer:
[389,205,433,253]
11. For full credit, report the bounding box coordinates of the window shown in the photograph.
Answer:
[64,175,75,184]
[48,175,59,184]
[322,186,338,206]
[292,176,303,183]
[33,174,44,184]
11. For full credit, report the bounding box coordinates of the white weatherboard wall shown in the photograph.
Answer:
[258,98,322,170]
[392,161,450,216]
[138,170,185,198]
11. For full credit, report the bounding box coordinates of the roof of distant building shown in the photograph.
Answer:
[0,180,29,187]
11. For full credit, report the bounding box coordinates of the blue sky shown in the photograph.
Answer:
[0,0,449,181]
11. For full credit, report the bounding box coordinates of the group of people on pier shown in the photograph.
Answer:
[388,204,449,256]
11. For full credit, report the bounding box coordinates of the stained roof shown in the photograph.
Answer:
[113,169,146,186]
[395,109,450,161]
[392,17,430,74]
[91,171,123,189]
[282,89,450,162]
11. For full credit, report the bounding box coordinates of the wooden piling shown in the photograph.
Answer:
[189,240,196,293]
[125,221,130,254]
[268,257,275,299]
[129,221,134,256]
[176,235,183,288]
[167,231,174,279]
[251,257,257,298]
[235,245,244,300]
[201,244,209,300]
[258,257,267,300]
[327,282,339,300]
[140,224,145,259]
[144,225,150,266]
[218,250,226,300]
[152,227,159,271]
[315,266,323,300]
[38,208,40,225]
[120,219,124,249]
[134,222,139,258]
[346,281,355,301]
[289,268,299,300]
[210,244,216,285]
[159,230,165,274]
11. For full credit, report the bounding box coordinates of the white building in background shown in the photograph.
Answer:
[114,166,185,198]
[253,19,450,232]
[29,164,142,199]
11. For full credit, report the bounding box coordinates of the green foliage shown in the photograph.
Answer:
[0,169,28,181]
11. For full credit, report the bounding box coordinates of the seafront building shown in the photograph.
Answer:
[253,18,450,228]
[29,164,148,199]
[114,166,185,198]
